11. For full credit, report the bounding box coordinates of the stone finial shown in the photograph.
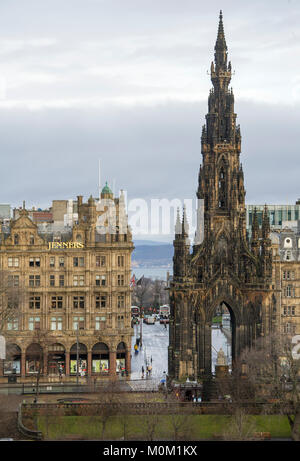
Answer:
[182,205,189,237]
[175,207,181,235]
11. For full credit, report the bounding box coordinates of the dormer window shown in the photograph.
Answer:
[14,234,19,245]
[284,237,292,249]
[30,235,34,245]
[286,250,292,261]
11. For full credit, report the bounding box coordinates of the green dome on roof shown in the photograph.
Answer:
[101,181,113,195]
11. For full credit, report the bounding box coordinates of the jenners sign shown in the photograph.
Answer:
[48,242,84,250]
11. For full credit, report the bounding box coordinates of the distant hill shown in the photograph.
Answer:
[133,240,171,246]
[132,244,173,267]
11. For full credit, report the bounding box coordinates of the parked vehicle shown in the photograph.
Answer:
[131,306,140,318]
[143,315,155,325]
[159,304,170,317]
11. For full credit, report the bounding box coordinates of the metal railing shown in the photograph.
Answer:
[0,378,160,395]
[20,400,281,416]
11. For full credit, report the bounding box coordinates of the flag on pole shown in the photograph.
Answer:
[130,274,136,287]
[136,275,144,286]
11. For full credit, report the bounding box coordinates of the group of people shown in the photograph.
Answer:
[134,337,142,354]
[141,357,153,378]
[141,365,152,378]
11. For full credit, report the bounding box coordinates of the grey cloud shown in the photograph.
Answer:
[0,0,297,223]
[0,99,298,209]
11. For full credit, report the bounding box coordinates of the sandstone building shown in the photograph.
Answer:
[271,225,300,337]
[0,184,133,382]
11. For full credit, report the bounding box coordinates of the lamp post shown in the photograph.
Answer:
[76,323,79,387]
[140,307,143,347]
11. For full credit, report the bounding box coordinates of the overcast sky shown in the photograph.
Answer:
[0,0,299,239]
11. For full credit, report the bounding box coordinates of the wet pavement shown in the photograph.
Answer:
[129,319,168,389]
[129,320,231,389]
[212,327,232,372]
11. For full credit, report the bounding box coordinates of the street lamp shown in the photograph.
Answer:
[76,323,79,387]
[140,307,143,347]
[76,320,84,386]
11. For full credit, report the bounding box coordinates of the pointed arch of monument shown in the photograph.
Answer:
[208,296,238,366]
[217,153,229,167]
[206,294,242,326]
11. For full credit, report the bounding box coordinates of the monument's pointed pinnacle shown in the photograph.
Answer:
[215,10,227,51]
[175,207,182,235]
[182,205,189,237]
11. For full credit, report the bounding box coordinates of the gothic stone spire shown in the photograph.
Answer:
[204,11,238,146]
[214,10,228,70]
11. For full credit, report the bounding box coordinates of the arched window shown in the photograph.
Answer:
[92,342,109,373]
[218,166,226,209]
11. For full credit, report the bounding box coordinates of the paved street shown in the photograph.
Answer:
[212,327,231,372]
[128,321,231,389]
[129,319,168,389]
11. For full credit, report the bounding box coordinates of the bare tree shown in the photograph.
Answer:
[222,407,256,441]
[93,377,121,440]
[215,359,260,440]
[142,410,160,441]
[169,414,193,441]
[240,333,300,441]
[29,329,51,402]
[118,408,131,441]
[0,270,24,333]
[132,277,152,309]
[153,280,169,309]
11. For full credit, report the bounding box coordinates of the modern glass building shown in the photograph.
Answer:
[246,200,300,234]
[0,204,11,220]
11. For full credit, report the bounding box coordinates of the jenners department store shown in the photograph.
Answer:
[0,185,134,383]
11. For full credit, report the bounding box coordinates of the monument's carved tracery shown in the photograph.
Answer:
[168,12,279,380]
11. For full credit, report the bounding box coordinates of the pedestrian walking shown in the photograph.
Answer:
[150,356,152,364]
